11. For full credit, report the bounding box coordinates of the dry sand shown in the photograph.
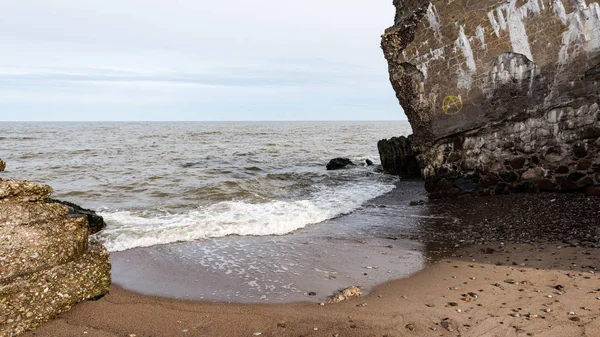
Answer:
[24,243,600,337]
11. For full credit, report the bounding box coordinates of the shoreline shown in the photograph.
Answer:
[24,242,600,337]
[23,191,600,336]
[106,180,429,304]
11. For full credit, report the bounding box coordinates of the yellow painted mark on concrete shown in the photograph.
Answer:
[442,96,463,115]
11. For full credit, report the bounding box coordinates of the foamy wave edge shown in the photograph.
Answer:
[95,181,395,252]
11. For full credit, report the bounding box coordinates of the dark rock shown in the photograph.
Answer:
[326,158,356,170]
[536,179,557,191]
[377,135,421,178]
[573,142,588,158]
[581,126,600,139]
[0,159,5,172]
[555,166,570,174]
[567,172,586,182]
[560,180,579,191]
[480,174,499,188]
[365,159,374,166]
[424,180,438,193]
[577,176,594,188]
[510,157,526,170]
[88,290,109,301]
[46,198,107,234]
[515,181,537,193]
[456,177,478,193]
[499,171,518,183]
[495,183,509,195]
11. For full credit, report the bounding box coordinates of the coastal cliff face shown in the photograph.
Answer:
[381,0,600,197]
[0,178,111,336]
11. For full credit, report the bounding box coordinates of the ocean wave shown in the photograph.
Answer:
[95,181,395,252]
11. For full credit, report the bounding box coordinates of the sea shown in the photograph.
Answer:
[1,121,429,302]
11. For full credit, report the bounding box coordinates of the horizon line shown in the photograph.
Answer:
[0,119,410,123]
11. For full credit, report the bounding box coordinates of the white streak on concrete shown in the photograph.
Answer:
[488,10,501,37]
[553,0,568,25]
[454,26,477,89]
[506,1,534,61]
[426,3,444,43]
[519,0,542,16]
[414,48,445,80]
[497,7,508,30]
[558,1,600,66]
[456,68,473,90]
[456,25,477,73]
[476,25,487,49]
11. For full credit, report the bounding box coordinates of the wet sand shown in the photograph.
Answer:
[108,180,430,303]
[25,188,600,337]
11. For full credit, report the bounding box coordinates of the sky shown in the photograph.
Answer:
[0,0,405,121]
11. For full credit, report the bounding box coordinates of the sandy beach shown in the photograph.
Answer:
[24,192,600,337]
[23,243,600,337]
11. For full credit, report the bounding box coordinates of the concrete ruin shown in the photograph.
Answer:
[0,178,111,336]
[381,0,600,197]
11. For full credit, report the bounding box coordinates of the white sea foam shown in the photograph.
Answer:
[96,181,396,252]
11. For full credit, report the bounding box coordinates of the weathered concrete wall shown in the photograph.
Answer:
[382,0,600,197]
[0,180,111,336]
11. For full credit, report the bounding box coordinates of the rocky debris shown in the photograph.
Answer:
[377,135,421,178]
[393,192,600,257]
[381,1,600,197]
[327,286,362,304]
[0,159,5,172]
[0,178,111,336]
[326,158,356,171]
[45,198,106,234]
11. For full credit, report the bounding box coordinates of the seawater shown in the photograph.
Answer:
[0,121,412,252]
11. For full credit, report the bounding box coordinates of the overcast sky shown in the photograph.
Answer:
[0,0,404,121]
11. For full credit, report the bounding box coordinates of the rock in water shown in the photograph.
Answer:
[326,158,356,170]
[365,158,374,166]
[377,135,421,178]
[46,198,107,234]
[381,0,600,197]
[0,179,111,335]
[0,159,5,172]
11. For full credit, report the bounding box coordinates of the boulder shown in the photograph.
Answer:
[377,135,421,178]
[0,178,111,336]
[326,158,356,170]
[0,159,5,172]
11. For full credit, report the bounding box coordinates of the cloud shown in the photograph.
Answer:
[0,0,404,121]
